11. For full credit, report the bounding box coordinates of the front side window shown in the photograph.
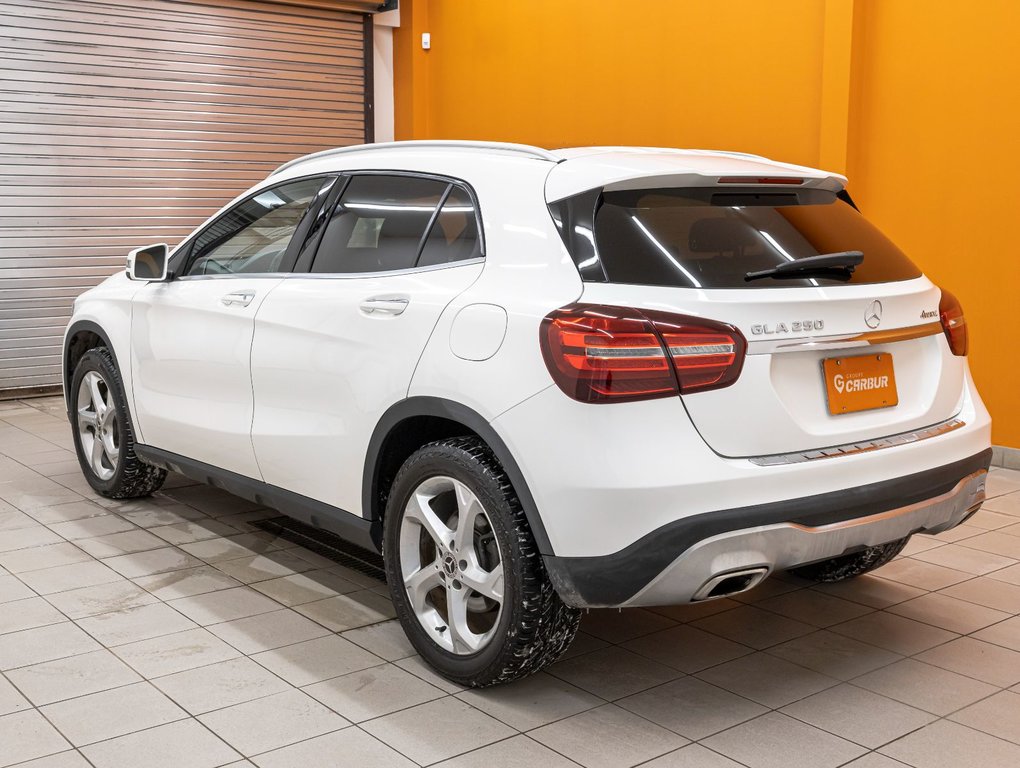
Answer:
[184,177,325,276]
[311,175,475,274]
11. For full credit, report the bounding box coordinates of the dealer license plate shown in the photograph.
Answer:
[822,353,898,415]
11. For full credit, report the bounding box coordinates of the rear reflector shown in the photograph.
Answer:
[717,176,805,185]
[540,304,746,403]
[939,288,968,356]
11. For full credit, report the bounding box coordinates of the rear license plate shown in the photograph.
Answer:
[822,353,898,415]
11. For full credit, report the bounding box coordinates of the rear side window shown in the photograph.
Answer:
[185,177,325,276]
[552,187,921,289]
[311,175,447,274]
[417,186,481,267]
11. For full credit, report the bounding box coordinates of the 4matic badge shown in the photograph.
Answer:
[750,319,824,335]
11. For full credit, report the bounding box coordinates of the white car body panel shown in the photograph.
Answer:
[130,277,283,479]
[407,159,583,420]
[62,272,141,425]
[250,262,483,513]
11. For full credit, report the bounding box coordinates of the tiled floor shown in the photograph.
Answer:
[2,396,1020,768]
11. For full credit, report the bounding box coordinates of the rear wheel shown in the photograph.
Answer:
[383,436,580,687]
[789,536,911,582]
[70,348,167,499]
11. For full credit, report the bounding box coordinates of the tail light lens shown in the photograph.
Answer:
[540,305,677,403]
[650,311,746,392]
[939,288,968,356]
[540,304,746,403]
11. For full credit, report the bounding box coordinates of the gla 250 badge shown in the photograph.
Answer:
[750,320,824,335]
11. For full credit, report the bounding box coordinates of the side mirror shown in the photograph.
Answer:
[126,243,170,282]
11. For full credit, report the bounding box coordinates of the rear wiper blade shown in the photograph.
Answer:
[745,250,864,281]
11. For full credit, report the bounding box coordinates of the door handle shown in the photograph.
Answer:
[360,296,409,316]
[221,290,256,307]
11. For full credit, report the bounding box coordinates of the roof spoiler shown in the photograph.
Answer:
[545,154,847,203]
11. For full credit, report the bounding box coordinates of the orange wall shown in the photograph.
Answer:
[395,0,832,165]
[846,0,1020,448]
[394,0,1020,447]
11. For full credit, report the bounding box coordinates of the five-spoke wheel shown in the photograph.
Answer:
[76,370,120,480]
[384,436,580,687]
[69,347,166,499]
[399,475,505,655]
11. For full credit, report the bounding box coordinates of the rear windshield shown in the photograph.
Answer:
[550,187,921,289]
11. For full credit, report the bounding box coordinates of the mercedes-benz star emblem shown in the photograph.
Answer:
[865,300,883,329]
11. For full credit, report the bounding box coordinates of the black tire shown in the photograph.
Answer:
[789,536,911,582]
[69,347,167,499]
[383,436,580,687]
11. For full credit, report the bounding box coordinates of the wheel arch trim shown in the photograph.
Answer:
[63,320,123,415]
[363,396,555,555]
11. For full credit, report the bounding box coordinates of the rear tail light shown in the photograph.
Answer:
[540,304,746,403]
[653,317,745,393]
[939,288,968,356]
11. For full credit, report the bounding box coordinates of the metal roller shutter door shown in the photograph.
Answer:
[0,0,371,392]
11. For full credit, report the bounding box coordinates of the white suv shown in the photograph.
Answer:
[63,141,991,686]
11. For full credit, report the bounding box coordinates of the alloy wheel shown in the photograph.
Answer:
[76,370,119,481]
[398,475,504,654]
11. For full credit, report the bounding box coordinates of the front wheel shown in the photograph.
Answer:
[70,347,166,499]
[383,436,579,687]
[789,536,911,582]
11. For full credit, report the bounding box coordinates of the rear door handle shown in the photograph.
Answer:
[221,290,256,307]
[360,296,409,316]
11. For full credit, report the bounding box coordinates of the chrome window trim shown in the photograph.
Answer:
[748,417,966,466]
[294,257,485,280]
[175,273,294,282]
[174,257,485,282]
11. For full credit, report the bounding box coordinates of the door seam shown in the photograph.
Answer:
[247,278,287,483]
[404,262,488,399]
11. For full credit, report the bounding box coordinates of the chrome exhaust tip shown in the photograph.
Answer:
[692,567,769,602]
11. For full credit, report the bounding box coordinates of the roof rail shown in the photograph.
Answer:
[272,140,560,176]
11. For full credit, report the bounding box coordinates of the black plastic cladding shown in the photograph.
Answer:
[363,397,555,555]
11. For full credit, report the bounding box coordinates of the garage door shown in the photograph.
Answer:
[0,0,373,392]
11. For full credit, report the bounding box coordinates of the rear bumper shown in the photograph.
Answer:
[493,366,991,560]
[543,448,990,607]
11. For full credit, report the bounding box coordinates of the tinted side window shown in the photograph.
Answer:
[417,186,481,267]
[311,175,447,274]
[185,177,324,276]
